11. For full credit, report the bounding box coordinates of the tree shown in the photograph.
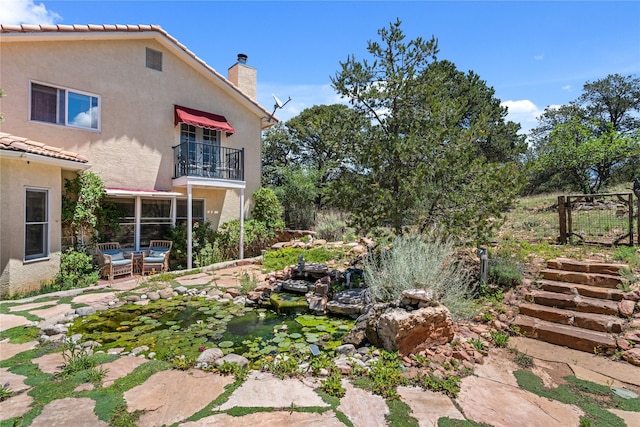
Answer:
[62,171,106,247]
[262,104,367,209]
[579,73,640,135]
[330,19,524,242]
[526,74,640,193]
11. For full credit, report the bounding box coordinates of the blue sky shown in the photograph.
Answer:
[3,0,640,135]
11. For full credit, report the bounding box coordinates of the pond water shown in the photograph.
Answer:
[69,295,354,360]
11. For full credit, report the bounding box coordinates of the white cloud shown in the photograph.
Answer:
[501,99,544,135]
[534,54,544,61]
[0,0,61,25]
[562,85,571,91]
[70,106,98,129]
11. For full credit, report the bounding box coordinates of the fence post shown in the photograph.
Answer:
[558,195,567,244]
[629,193,634,246]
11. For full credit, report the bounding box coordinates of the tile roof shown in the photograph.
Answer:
[0,132,89,163]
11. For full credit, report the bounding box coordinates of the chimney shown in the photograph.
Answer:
[228,53,256,100]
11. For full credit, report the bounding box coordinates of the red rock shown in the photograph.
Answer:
[619,300,636,317]
[623,348,640,366]
[617,338,632,351]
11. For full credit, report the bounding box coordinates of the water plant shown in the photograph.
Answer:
[68,296,354,366]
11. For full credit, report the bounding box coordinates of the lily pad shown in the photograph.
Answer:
[218,341,234,348]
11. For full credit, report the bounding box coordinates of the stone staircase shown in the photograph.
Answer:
[513,258,634,355]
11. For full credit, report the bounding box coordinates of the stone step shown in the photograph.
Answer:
[537,279,625,301]
[527,290,620,316]
[539,269,623,289]
[512,314,617,354]
[518,303,625,333]
[546,258,626,276]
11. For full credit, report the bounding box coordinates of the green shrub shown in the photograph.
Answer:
[488,258,523,288]
[252,187,285,231]
[363,233,475,319]
[55,248,100,289]
[314,210,350,241]
[165,220,218,270]
[215,219,276,259]
[262,246,345,272]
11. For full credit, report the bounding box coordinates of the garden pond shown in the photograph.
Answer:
[68,295,355,361]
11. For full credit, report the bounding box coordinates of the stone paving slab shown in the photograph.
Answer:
[71,291,117,306]
[99,355,149,387]
[180,411,345,427]
[472,348,519,387]
[511,336,640,387]
[0,392,34,422]
[8,301,55,312]
[30,304,73,320]
[124,368,234,427]
[0,367,30,393]
[457,376,584,427]
[609,408,640,427]
[30,397,109,427]
[0,341,38,361]
[570,363,627,388]
[216,371,328,410]
[32,352,65,374]
[0,313,33,331]
[337,379,389,427]
[397,386,464,427]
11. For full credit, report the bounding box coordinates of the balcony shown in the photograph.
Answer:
[173,142,244,181]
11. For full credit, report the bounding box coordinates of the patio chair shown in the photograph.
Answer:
[96,242,134,280]
[142,240,173,275]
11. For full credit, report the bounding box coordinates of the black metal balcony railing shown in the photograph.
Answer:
[173,142,244,181]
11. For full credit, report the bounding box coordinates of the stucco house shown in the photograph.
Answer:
[0,24,275,297]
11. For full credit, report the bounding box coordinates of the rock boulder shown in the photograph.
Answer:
[369,304,454,355]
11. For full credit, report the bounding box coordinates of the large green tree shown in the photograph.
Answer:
[262,104,369,228]
[527,74,640,194]
[330,20,524,242]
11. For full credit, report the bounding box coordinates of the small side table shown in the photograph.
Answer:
[124,251,144,275]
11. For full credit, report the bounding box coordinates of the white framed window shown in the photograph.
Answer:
[179,124,221,177]
[30,81,100,131]
[176,199,205,224]
[25,188,49,261]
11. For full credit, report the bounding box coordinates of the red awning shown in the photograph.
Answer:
[174,105,235,136]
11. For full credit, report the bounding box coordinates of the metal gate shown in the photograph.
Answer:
[558,192,638,245]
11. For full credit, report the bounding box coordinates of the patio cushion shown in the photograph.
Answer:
[110,251,125,261]
[144,256,165,263]
[112,259,132,266]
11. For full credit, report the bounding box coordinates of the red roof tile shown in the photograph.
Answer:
[0,132,89,163]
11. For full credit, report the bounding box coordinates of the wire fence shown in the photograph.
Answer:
[559,193,637,246]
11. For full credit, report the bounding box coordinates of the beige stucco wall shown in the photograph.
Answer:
[0,31,268,294]
[0,158,63,297]
[0,35,263,224]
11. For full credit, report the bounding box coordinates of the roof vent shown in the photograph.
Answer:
[237,53,248,64]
